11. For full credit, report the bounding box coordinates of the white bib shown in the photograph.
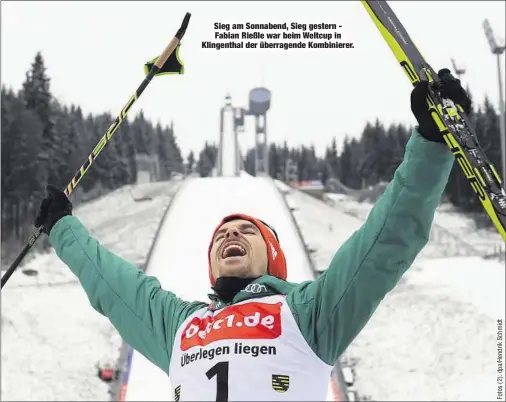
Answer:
[169,295,333,401]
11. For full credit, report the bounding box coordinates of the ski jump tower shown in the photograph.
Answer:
[217,87,271,176]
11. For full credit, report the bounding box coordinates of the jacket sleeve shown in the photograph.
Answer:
[49,215,206,373]
[286,128,454,366]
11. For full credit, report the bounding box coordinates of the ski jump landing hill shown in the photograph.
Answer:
[118,174,348,401]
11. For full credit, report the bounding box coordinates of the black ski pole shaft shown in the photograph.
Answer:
[1,13,191,289]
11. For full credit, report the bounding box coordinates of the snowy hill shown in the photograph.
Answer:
[324,192,505,259]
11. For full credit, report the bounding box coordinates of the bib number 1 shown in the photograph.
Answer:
[206,361,229,401]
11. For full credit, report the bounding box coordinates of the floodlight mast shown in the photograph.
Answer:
[482,19,506,190]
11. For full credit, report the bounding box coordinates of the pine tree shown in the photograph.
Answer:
[268,144,281,179]
[156,123,171,180]
[339,136,354,188]
[122,122,138,184]
[187,151,195,174]
[156,123,183,179]
[358,120,385,186]
[244,148,256,176]
[326,137,339,179]
[197,142,218,177]
[77,113,102,192]
[110,124,132,188]
[166,122,184,174]
[53,101,74,185]
[131,111,151,154]
[22,52,59,188]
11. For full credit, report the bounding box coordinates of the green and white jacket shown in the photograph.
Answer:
[49,128,454,401]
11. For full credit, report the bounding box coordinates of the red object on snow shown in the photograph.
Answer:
[98,367,115,381]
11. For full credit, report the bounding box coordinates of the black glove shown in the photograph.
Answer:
[34,185,73,234]
[411,68,472,143]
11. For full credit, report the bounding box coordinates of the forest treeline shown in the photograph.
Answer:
[194,88,503,223]
[2,52,503,260]
[1,52,183,254]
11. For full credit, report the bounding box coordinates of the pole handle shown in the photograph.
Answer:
[155,13,191,68]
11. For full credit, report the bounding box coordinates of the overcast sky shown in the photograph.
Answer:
[2,1,505,159]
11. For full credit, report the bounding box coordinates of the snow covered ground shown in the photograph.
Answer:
[1,182,179,401]
[281,184,505,401]
[324,192,505,258]
[2,177,504,401]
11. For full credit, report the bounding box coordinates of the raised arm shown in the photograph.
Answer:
[286,70,469,366]
[37,189,206,373]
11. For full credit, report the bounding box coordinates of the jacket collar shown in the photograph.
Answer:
[208,275,295,311]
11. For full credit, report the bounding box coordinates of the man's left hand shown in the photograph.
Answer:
[411,68,472,143]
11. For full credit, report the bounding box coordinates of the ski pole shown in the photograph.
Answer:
[1,13,191,289]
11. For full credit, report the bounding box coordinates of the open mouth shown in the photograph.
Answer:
[221,243,247,259]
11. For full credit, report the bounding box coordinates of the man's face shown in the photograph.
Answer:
[210,219,268,279]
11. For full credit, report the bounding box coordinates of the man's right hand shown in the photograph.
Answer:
[34,185,73,234]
